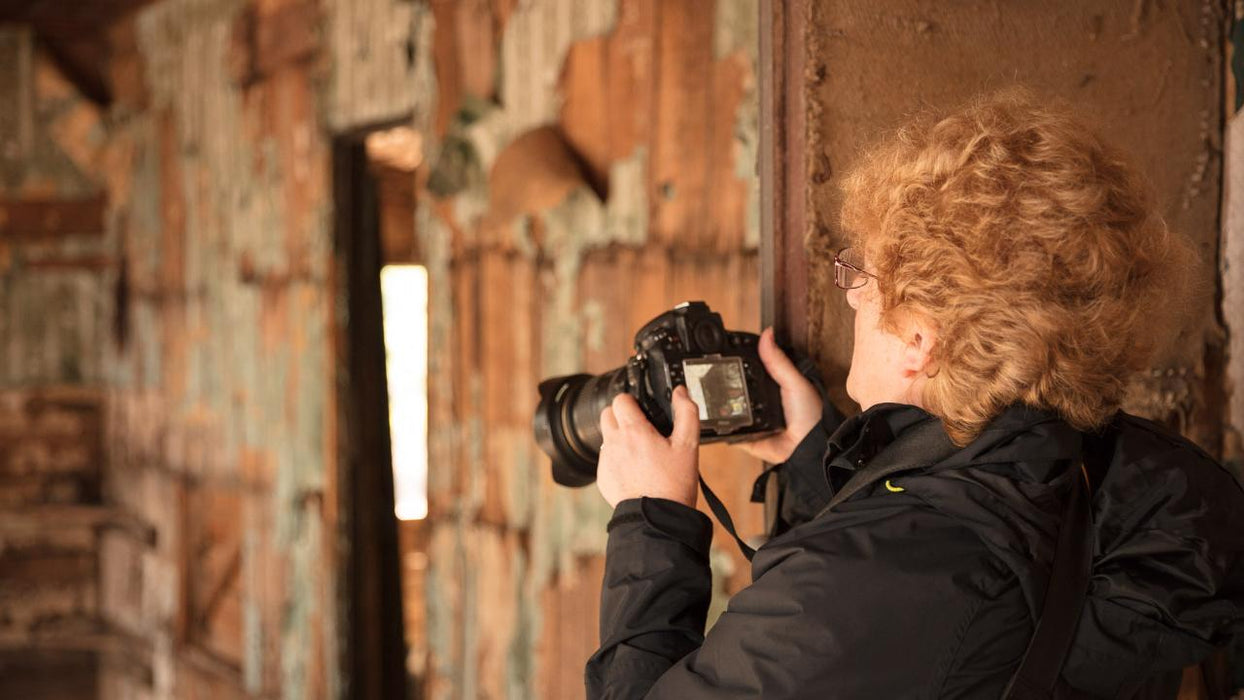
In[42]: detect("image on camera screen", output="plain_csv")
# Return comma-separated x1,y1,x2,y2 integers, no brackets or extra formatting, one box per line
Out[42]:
682,357,753,430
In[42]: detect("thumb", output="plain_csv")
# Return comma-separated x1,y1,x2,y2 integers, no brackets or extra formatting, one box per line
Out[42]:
670,385,701,448
758,327,806,390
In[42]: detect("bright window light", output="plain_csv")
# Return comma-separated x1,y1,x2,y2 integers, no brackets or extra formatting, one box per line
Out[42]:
381,265,429,520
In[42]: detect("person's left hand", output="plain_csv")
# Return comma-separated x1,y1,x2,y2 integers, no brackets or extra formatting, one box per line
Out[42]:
597,386,701,508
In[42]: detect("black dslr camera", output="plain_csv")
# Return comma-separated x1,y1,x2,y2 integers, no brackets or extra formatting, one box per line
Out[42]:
533,301,785,486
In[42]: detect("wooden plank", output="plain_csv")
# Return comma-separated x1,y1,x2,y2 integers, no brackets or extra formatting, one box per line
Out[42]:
578,249,651,372
558,0,656,195
0,505,154,544
0,388,104,507
429,0,464,137
535,554,605,700
185,484,244,666
480,250,518,526
0,196,105,238
650,0,715,249
626,247,676,346
254,0,321,79
705,50,751,254
454,0,499,102
325,0,417,132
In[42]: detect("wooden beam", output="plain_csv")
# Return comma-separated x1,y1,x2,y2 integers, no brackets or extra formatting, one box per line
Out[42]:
758,0,808,351
0,504,157,546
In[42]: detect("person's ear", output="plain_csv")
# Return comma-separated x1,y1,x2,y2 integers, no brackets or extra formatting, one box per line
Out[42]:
901,314,938,378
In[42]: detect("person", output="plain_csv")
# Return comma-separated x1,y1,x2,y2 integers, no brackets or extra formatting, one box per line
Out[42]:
585,89,1244,698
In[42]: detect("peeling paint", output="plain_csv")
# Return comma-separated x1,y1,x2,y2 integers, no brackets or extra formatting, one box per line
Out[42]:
714,0,763,252
507,543,535,698
466,0,619,173
736,78,761,251
418,0,764,695
581,299,607,353
714,0,758,61
325,0,419,132
95,0,338,694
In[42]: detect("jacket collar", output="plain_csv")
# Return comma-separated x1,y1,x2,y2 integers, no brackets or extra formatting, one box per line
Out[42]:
820,402,1083,509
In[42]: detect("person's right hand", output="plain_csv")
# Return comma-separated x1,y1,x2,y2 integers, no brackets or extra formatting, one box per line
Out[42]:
734,328,824,464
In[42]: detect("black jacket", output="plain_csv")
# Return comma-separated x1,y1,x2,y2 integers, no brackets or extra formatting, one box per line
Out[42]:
586,403,1244,699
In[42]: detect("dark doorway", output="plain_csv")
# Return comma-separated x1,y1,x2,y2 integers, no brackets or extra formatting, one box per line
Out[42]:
332,134,410,700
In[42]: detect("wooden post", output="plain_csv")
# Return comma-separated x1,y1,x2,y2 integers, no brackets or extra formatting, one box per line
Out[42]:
758,0,808,352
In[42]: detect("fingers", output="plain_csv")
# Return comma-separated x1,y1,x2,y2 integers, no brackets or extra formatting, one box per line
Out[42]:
669,385,701,449
599,404,619,437
611,393,658,435
758,327,807,390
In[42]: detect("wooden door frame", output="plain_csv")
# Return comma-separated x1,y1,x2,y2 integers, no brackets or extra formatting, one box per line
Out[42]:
331,132,409,700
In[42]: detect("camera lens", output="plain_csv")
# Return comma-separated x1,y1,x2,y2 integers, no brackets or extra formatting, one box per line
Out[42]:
533,368,629,486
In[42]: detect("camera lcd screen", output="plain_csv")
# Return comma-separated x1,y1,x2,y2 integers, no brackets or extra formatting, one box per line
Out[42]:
682,357,753,432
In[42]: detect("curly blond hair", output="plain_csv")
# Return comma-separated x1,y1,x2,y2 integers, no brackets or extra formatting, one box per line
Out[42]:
838,88,1195,446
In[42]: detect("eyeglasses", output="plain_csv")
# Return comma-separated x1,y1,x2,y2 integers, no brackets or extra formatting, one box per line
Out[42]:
833,247,877,290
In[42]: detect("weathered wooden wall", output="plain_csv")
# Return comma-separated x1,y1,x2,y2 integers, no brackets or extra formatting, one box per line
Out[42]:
0,25,125,700
18,0,1239,697
2,0,763,698
99,0,340,696
415,1,763,697
797,0,1230,458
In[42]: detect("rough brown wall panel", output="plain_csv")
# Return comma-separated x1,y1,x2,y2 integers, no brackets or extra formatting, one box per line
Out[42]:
802,0,1226,444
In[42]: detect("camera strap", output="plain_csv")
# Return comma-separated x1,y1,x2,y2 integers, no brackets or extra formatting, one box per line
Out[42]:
1002,457,1093,699
699,475,756,561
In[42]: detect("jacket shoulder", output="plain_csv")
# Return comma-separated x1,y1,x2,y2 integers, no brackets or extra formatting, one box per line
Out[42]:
1109,411,1217,462
1066,412,1244,695
1096,410,1243,537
